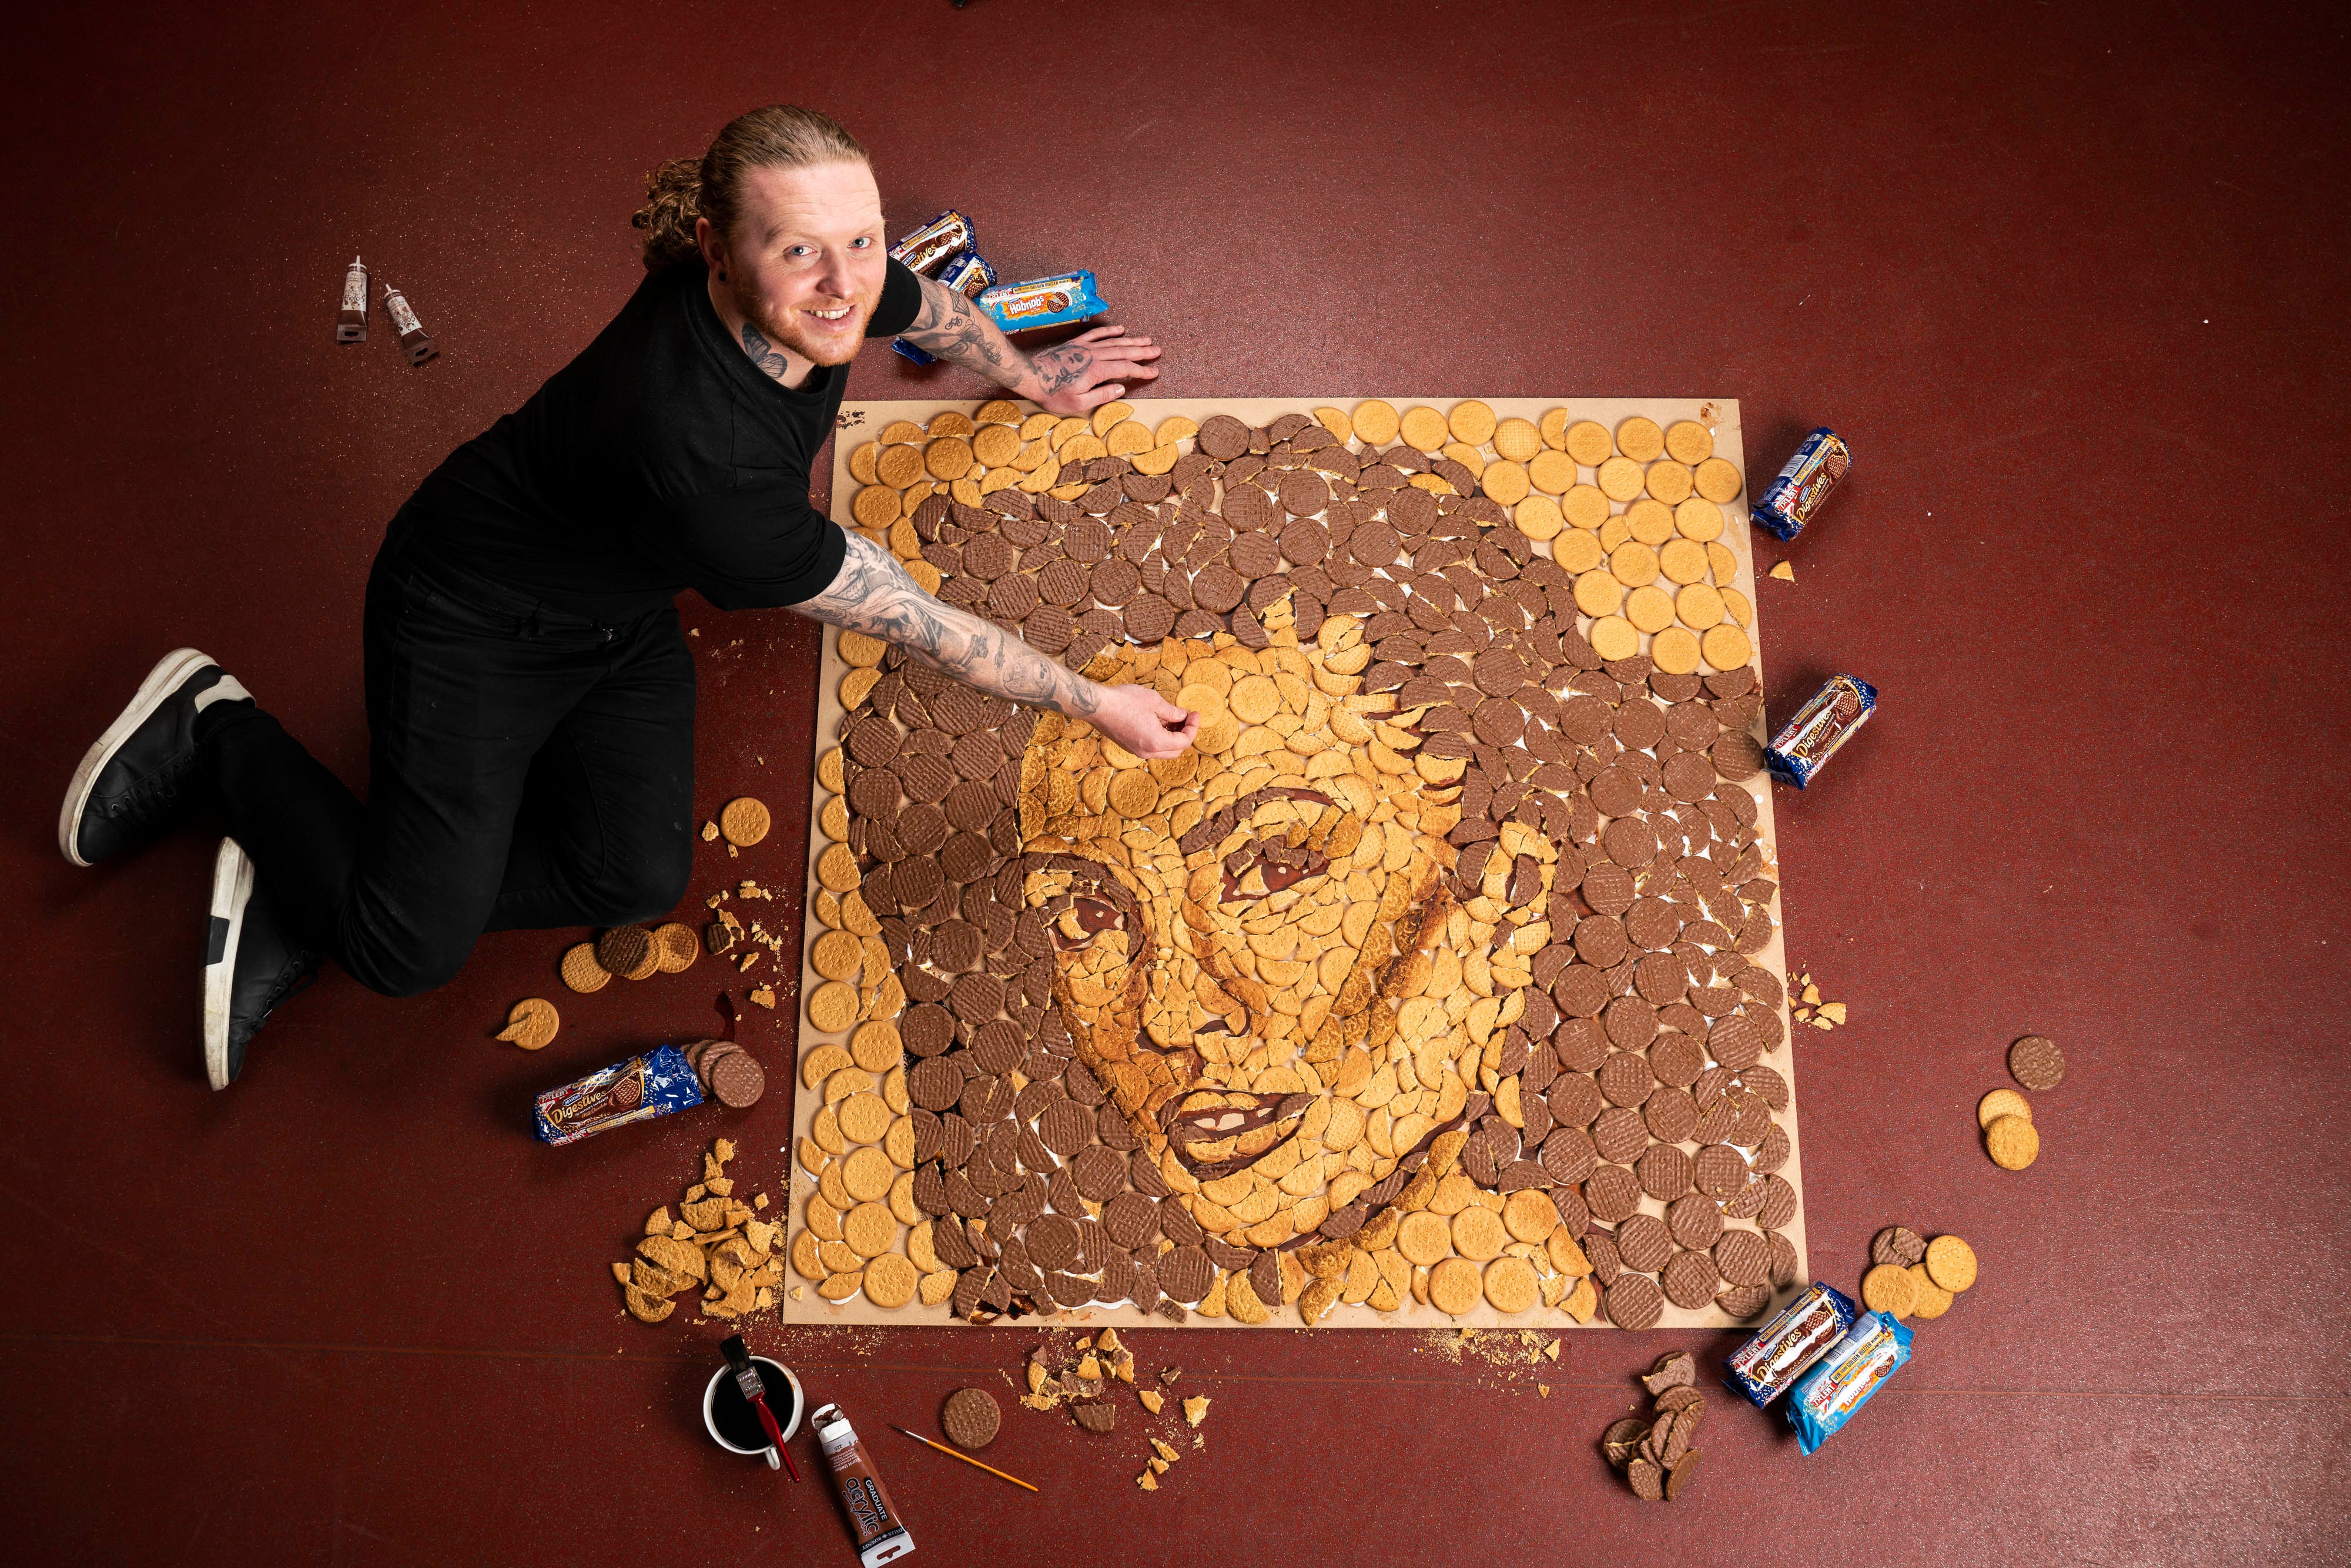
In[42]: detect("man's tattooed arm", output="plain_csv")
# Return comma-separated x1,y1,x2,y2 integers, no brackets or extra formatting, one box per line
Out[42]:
796,530,1104,718
897,273,1163,413
898,273,1022,382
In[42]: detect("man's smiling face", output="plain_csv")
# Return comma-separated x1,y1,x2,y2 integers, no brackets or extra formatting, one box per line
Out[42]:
1019,621,1556,1250
704,159,887,372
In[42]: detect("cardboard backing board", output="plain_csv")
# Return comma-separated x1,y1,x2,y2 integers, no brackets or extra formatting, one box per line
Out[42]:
784,396,1805,1330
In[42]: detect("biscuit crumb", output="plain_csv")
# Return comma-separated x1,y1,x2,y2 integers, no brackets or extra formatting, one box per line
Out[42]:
750,986,776,1009
1183,1396,1210,1426
1769,561,1795,581
1793,970,1847,1028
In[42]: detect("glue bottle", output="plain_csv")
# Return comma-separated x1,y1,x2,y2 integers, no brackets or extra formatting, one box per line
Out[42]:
811,1403,914,1564
381,282,438,366
336,257,369,343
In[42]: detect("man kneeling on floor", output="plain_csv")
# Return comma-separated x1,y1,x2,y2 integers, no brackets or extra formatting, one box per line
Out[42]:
59,104,1195,1090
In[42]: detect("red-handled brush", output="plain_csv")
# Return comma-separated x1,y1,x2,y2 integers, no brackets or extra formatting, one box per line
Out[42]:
722,1335,800,1481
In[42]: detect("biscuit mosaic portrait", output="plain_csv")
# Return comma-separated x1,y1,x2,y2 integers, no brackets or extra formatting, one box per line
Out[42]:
790,399,1803,1328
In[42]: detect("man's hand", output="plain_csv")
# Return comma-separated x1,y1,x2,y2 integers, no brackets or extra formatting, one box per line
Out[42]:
1022,324,1162,416
1086,682,1197,760
899,277,1162,417
796,533,1198,756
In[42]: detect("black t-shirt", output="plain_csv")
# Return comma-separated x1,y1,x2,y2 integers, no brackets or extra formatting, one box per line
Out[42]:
401,256,923,617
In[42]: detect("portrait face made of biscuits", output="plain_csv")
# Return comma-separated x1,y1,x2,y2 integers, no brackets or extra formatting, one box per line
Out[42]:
1017,619,1559,1255
813,401,1809,1330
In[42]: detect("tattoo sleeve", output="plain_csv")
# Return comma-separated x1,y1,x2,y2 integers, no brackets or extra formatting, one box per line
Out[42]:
795,530,1104,718
899,274,1028,387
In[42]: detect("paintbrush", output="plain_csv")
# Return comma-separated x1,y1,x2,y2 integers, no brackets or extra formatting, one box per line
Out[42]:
890,1425,1039,1492
721,1335,801,1482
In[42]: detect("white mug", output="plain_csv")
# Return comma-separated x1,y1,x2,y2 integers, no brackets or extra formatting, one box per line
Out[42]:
702,1357,803,1469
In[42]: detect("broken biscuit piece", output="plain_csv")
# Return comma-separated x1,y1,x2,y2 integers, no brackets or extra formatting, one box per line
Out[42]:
612,1141,773,1328
493,997,559,1050
1643,1351,1697,1393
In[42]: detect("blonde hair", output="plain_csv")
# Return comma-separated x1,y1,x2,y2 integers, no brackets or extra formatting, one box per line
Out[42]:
630,105,869,272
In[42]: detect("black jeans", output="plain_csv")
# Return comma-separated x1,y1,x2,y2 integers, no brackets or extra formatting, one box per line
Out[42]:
203,512,697,996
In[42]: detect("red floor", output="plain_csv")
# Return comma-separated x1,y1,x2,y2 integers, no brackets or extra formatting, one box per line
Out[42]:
6,2,2347,1563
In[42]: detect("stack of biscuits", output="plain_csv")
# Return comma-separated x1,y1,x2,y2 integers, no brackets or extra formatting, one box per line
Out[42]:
1603,1351,1707,1500
684,1038,768,1110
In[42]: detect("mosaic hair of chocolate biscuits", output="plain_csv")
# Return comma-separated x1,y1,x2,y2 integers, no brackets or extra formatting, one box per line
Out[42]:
809,401,1796,1326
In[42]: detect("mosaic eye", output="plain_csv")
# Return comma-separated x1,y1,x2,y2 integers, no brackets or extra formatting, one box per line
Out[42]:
1051,896,1125,950
1218,831,1332,904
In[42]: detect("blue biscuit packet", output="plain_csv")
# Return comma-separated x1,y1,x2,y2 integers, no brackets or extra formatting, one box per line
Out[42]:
1751,427,1850,541
1764,674,1876,789
980,271,1105,334
533,1044,702,1145
885,209,974,274
1787,1310,1913,1453
935,249,997,296
1723,1281,1858,1407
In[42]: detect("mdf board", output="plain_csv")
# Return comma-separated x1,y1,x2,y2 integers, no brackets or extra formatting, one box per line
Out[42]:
784,397,1806,1330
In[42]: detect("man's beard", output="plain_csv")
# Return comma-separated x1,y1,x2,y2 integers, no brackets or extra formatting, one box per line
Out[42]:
743,284,879,370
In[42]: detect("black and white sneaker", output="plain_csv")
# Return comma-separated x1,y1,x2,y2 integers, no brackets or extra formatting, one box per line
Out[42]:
59,648,252,867
203,838,316,1090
